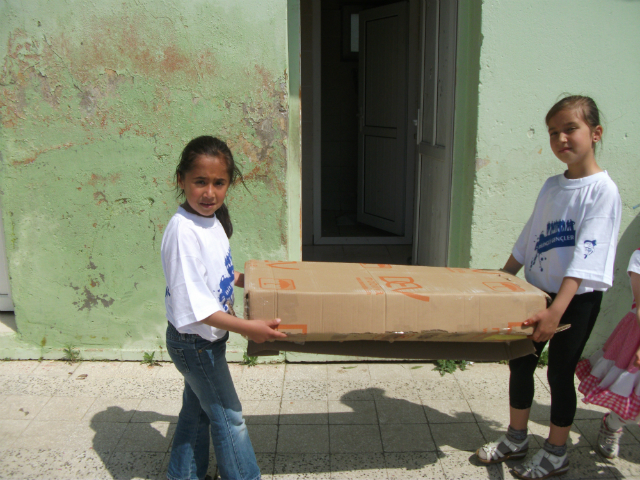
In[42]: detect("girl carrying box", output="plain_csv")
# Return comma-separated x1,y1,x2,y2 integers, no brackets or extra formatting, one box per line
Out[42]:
162,136,286,480
475,95,622,479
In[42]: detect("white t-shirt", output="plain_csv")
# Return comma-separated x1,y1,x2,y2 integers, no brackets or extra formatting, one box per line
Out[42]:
512,171,621,294
161,206,235,341
629,249,640,311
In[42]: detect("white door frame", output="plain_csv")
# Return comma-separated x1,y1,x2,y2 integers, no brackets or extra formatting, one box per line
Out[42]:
311,0,418,245
0,205,14,311
412,0,458,266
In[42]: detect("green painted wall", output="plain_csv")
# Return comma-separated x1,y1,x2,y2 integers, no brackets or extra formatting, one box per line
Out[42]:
0,0,298,360
470,0,640,354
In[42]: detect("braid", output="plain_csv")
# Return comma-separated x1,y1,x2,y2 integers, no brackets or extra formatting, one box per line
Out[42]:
216,203,233,238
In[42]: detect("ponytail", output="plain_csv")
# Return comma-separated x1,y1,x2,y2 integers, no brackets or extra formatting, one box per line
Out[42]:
216,203,233,238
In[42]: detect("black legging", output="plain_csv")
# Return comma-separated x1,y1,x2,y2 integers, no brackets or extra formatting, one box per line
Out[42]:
509,290,603,428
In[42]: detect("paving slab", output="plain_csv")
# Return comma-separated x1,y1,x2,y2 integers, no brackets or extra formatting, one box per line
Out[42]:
244,400,281,424
280,400,329,424
380,423,435,453
327,379,373,401
328,399,377,425
329,424,382,453
0,419,32,449
236,378,285,401
83,398,142,423
384,452,444,479
376,397,427,424
273,453,331,479
114,421,175,452
247,424,279,453
285,364,328,381
0,394,49,420
327,364,370,381
34,395,95,421
330,452,387,479
282,380,329,401
423,399,475,424
437,449,502,479
429,422,486,452
278,425,330,454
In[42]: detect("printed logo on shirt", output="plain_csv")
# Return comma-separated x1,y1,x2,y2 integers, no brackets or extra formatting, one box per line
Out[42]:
583,240,596,259
529,219,576,272
217,249,235,313
165,286,171,298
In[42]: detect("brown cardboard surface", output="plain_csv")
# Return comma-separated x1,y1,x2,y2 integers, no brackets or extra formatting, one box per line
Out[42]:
244,261,550,346
247,338,536,361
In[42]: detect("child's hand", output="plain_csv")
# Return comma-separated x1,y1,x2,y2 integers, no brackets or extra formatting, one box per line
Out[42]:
523,276,580,343
635,346,640,369
523,307,563,343
245,318,288,344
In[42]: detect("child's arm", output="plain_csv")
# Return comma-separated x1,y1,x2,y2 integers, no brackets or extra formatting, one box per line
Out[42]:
201,310,287,344
630,271,640,367
523,276,582,343
501,255,523,276
228,270,281,342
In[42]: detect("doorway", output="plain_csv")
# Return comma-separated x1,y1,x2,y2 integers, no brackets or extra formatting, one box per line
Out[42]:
300,0,457,265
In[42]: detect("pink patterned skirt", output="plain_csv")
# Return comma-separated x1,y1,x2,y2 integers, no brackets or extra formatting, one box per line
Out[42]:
576,310,640,421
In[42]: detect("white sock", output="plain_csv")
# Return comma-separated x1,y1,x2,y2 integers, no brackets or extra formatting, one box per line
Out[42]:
606,412,627,431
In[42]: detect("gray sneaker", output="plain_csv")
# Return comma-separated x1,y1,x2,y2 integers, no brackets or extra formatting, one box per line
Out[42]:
597,414,623,459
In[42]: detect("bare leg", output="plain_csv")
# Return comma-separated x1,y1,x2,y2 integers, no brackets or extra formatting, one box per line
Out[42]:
548,423,571,447
510,406,530,430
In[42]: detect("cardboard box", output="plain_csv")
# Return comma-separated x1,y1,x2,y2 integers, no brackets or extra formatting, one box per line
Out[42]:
244,261,551,361
246,338,538,362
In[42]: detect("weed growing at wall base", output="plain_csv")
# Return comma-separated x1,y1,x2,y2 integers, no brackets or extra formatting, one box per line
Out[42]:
241,352,258,367
62,344,81,363
433,359,469,376
142,351,160,367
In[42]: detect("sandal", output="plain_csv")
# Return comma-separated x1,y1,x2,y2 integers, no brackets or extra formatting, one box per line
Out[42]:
476,435,529,464
512,448,569,479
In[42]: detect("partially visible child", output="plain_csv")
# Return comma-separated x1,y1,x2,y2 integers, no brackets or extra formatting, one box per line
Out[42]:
577,248,640,459
475,95,622,479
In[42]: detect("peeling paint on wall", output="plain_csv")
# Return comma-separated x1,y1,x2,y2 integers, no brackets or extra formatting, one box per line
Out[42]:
0,0,292,357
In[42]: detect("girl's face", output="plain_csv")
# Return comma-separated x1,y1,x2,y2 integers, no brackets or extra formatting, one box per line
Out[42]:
547,108,602,173
178,154,230,217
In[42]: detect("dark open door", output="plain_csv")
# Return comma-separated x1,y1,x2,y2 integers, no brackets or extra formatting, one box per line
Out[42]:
356,1,409,235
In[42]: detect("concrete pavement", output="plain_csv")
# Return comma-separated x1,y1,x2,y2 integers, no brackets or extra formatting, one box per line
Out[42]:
1,359,639,479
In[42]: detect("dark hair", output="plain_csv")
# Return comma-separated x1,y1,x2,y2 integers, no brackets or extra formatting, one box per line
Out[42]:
545,95,602,150
175,136,242,238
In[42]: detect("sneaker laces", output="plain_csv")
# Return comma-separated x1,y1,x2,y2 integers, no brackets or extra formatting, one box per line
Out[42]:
599,420,622,445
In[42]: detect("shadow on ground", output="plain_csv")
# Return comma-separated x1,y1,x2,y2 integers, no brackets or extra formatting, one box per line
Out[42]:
89,386,635,479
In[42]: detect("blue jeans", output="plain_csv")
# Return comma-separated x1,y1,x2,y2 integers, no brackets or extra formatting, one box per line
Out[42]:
166,322,260,480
